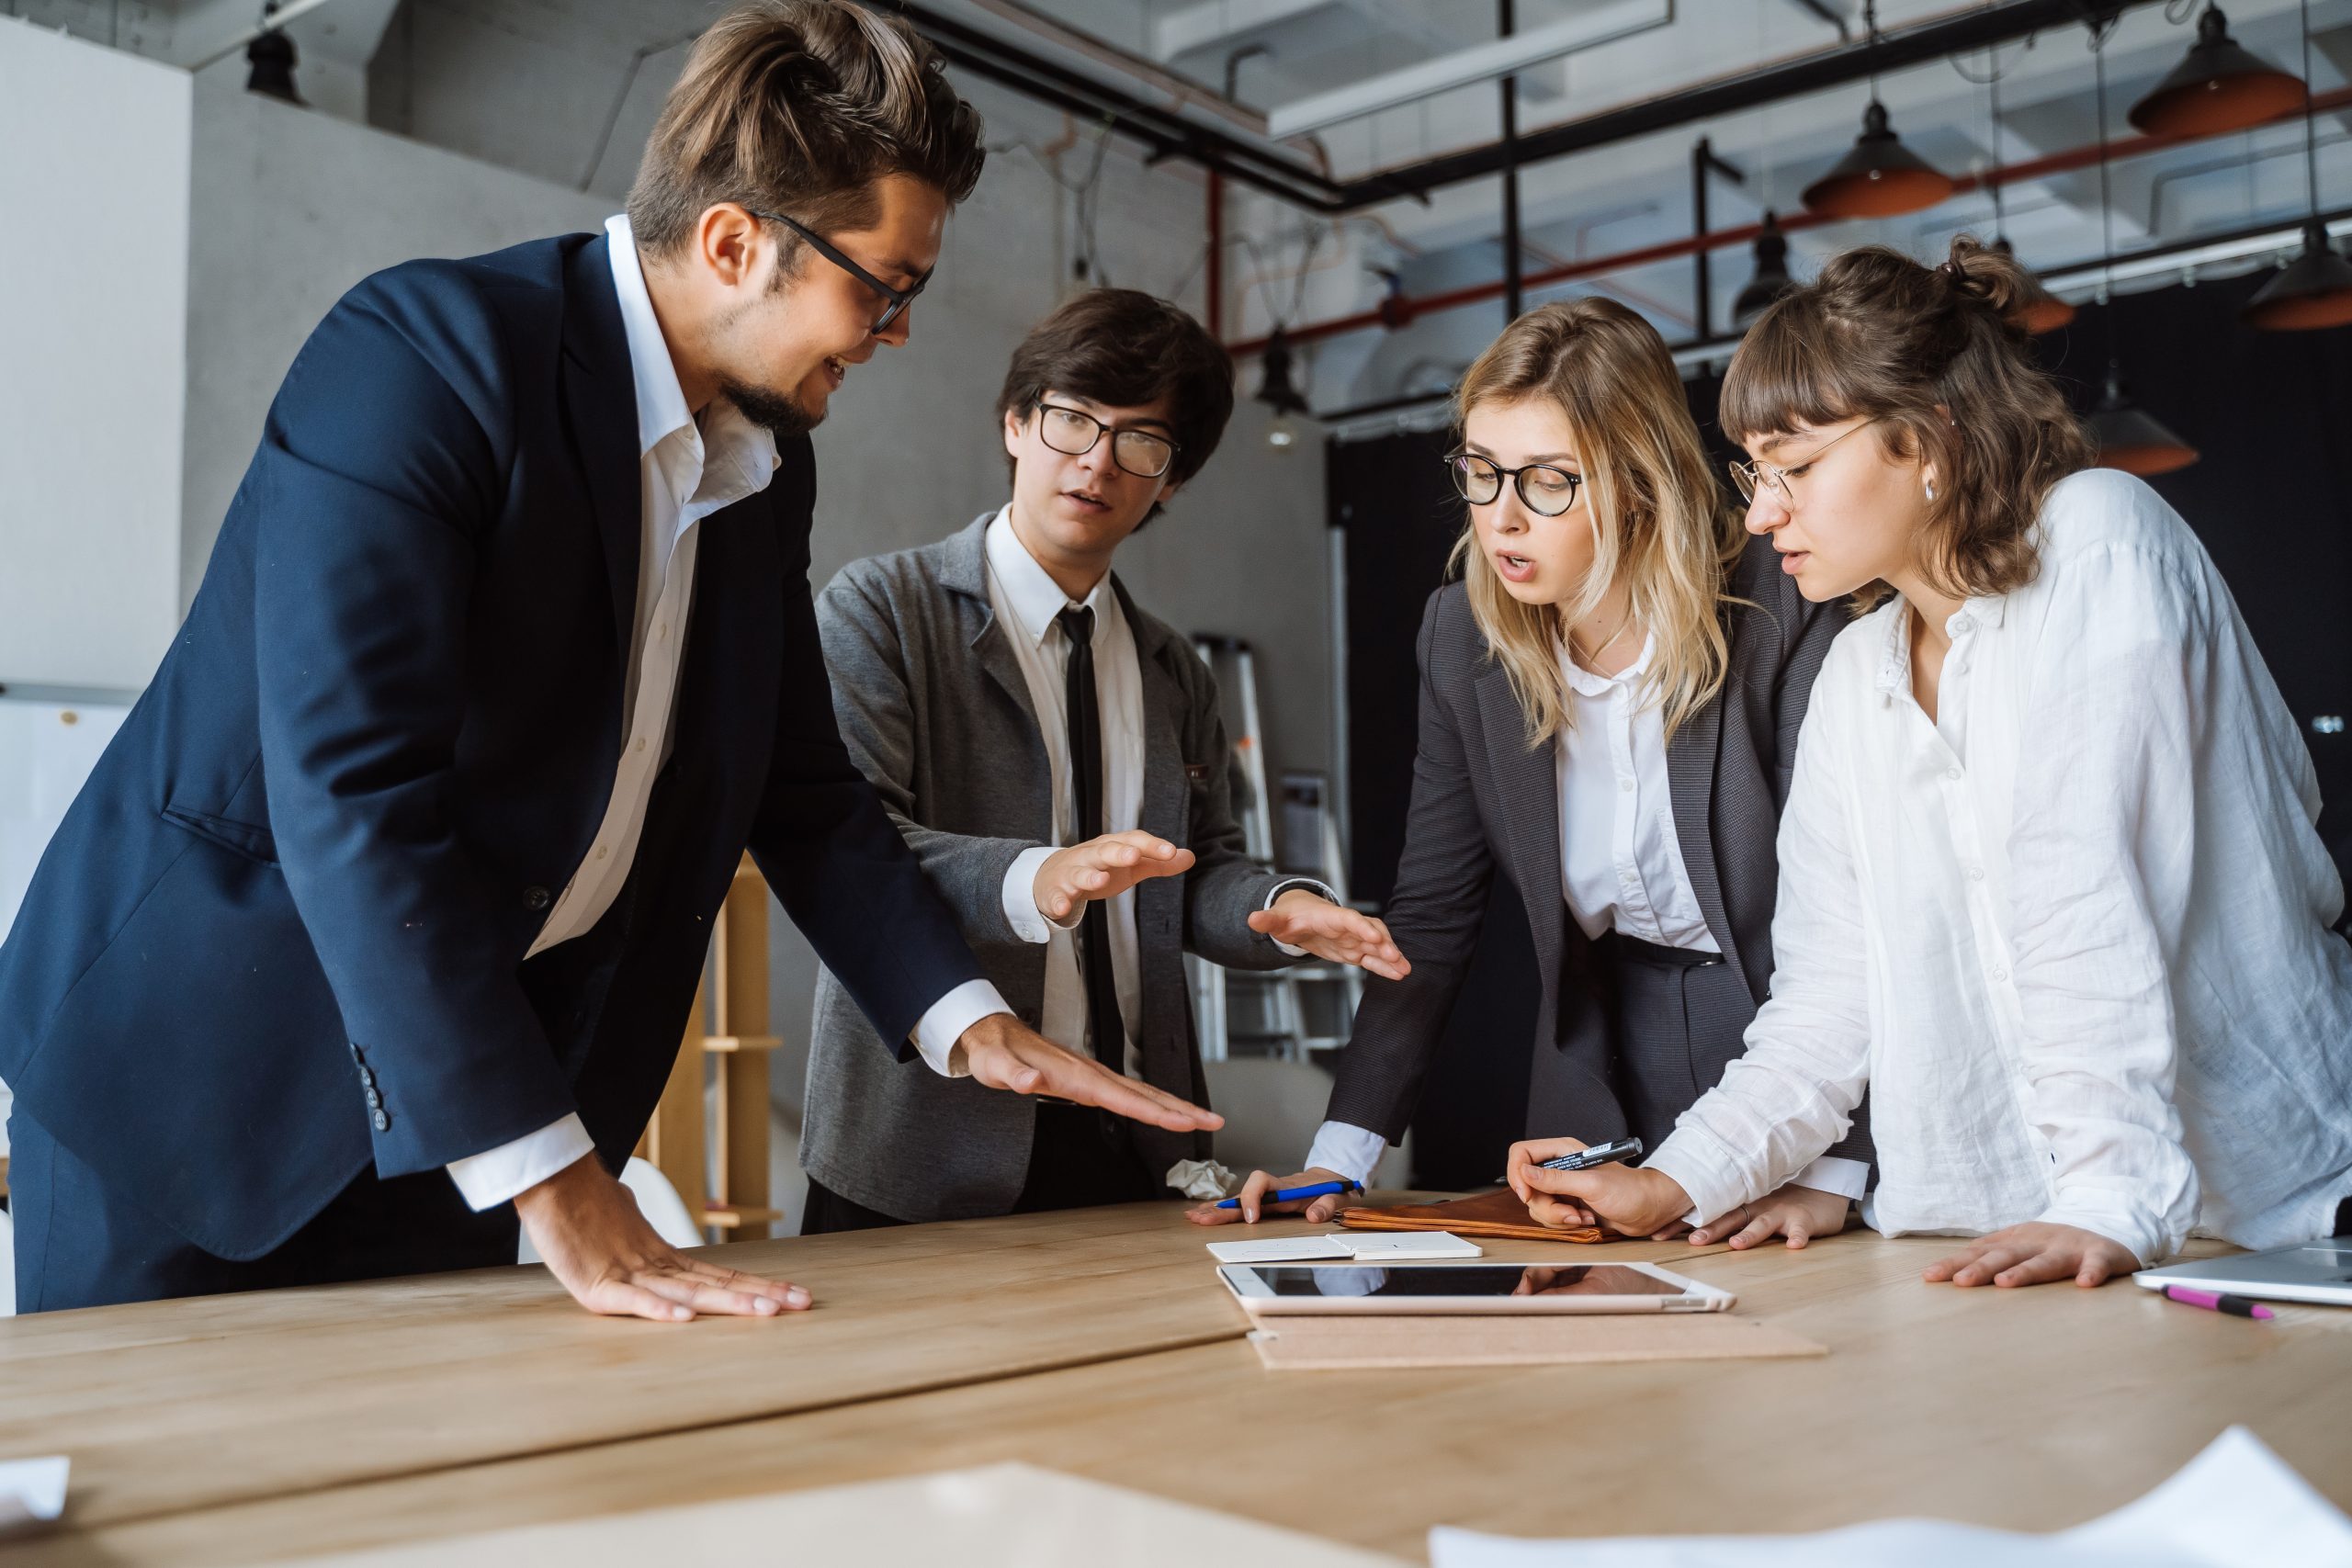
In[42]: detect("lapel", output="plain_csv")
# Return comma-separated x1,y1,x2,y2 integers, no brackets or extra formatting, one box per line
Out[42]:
1666,660,1743,981
1473,663,1565,965
560,233,641,661
937,514,1041,732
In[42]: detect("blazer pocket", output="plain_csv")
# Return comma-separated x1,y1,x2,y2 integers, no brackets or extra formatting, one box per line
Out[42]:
162,805,281,865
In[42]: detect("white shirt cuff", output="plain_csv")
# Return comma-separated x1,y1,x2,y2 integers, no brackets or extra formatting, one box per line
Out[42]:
911,978,1014,1077
2034,1195,2160,1269
1788,1154,1870,1203
1642,1128,1755,1231
1304,1119,1388,1189
1002,845,1070,942
1262,878,1340,958
446,1113,596,1213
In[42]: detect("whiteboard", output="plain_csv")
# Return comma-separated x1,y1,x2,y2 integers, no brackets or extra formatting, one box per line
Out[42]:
0,20,191,690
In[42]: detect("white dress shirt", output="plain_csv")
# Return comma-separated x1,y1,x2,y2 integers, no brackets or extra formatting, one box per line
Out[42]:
923,510,1329,1081
1646,469,2352,1265
446,217,1011,1211
1306,636,1865,1204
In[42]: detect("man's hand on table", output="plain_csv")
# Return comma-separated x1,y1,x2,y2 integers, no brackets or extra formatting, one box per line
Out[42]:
957,1012,1223,1134
1923,1222,2141,1289
515,1152,808,1323
1506,1137,1695,1236
1184,1166,1355,1225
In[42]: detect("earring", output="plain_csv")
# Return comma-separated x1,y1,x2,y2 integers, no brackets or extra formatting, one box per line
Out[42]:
1925,478,1937,502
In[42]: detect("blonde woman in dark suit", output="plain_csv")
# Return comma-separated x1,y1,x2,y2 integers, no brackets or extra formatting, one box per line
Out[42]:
1193,298,1871,1246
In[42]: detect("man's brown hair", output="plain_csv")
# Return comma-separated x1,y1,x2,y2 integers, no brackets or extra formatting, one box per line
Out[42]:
628,0,985,261
1722,234,2094,611
995,288,1236,519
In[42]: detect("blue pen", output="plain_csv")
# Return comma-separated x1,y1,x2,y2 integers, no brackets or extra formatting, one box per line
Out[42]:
1214,1179,1363,1210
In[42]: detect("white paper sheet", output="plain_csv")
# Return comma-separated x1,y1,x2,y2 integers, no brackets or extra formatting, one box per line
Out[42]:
1209,1231,1484,1264
1429,1427,2349,1568
0,1455,69,1539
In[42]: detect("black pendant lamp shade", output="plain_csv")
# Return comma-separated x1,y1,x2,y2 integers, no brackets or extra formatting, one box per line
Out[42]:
2128,6,2304,138
2089,369,2199,476
1258,326,1310,449
1732,211,1796,329
2241,220,2352,330
1803,100,1956,219
1991,237,2076,334
245,28,303,104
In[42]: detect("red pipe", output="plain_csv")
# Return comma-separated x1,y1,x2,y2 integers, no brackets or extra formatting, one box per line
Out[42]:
1227,85,2352,356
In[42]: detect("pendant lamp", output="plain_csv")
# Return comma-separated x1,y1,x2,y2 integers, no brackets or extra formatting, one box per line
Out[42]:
1732,211,1796,329
1803,2,1953,220
2129,5,2304,139
2086,33,2198,475
1257,326,1310,450
2240,0,2352,331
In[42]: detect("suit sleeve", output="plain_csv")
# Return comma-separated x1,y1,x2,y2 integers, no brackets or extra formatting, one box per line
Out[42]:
1322,590,1498,1143
812,562,1038,945
747,455,989,1059
252,279,578,1177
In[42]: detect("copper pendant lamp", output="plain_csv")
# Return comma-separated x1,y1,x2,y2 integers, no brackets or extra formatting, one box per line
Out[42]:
2088,369,2199,475
2086,28,2198,475
2240,0,2352,331
1732,211,1796,329
1985,73,2074,333
2129,5,2304,139
1802,1,1953,220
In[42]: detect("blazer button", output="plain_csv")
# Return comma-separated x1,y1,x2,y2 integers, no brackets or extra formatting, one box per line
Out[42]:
372,1111,391,1133
364,1089,381,1110
523,886,552,912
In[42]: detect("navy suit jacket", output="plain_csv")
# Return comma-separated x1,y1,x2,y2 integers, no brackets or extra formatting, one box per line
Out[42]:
0,233,984,1260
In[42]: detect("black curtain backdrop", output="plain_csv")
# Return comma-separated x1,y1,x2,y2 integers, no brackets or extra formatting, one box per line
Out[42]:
1333,275,2352,1189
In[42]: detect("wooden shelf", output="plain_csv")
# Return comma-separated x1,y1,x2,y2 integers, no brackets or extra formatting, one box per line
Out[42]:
701,1034,783,1054
701,1205,783,1230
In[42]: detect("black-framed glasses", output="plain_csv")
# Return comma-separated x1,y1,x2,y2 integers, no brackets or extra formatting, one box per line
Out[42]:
1728,417,1879,508
1444,451,1583,517
1035,401,1180,479
744,207,929,333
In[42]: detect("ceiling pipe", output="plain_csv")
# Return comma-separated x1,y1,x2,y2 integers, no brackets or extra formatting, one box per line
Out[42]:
1227,81,2352,356
893,0,2172,216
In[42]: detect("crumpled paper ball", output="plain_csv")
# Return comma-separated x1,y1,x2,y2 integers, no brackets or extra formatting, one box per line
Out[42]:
1164,1158,1241,1201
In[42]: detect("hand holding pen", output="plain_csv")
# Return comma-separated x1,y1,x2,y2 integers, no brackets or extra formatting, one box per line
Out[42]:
1184,1168,1363,1226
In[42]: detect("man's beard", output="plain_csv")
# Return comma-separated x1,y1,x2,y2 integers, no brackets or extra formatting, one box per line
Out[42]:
717,372,820,439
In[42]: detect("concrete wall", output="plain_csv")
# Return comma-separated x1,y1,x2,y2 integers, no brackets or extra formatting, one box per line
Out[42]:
0,20,189,692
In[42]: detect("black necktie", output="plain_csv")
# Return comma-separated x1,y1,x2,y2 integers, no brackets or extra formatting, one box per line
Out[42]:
1057,605,1125,1071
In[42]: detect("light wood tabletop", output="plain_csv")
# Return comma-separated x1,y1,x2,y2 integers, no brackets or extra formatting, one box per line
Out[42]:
9,1203,2349,1565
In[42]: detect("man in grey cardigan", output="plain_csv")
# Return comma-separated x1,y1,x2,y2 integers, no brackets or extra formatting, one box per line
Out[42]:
802,288,1408,1228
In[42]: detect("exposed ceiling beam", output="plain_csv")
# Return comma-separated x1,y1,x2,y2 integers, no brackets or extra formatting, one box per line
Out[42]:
1263,0,1674,139
1151,0,1334,62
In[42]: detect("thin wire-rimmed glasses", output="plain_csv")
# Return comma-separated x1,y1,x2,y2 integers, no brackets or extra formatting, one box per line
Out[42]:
1443,451,1584,516
1728,417,1880,507
1035,402,1180,479
743,207,929,333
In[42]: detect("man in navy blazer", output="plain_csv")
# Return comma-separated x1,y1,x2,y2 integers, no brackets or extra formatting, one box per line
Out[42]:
0,0,1216,1319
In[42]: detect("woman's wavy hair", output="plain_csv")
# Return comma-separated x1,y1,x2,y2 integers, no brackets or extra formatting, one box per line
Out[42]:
1449,298,1746,749
1721,234,2094,610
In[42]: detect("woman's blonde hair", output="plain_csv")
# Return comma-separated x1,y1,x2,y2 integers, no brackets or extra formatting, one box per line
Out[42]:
1721,234,2093,610
1450,298,1745,748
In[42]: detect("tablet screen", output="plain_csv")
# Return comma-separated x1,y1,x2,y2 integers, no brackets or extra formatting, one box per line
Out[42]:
1250,1263,1689,1300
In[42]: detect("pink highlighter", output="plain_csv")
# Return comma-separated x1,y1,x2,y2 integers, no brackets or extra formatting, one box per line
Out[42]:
2160,1284,2276,1320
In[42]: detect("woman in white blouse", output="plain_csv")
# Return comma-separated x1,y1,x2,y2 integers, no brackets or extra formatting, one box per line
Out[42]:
1514,237,2352,1288
1193,298,1872,1243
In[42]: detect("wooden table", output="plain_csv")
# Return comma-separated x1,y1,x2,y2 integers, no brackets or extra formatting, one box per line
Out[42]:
7,1201,2349,1564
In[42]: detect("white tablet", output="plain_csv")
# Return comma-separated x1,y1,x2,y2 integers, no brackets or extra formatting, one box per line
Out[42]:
1217,1259,1736,1315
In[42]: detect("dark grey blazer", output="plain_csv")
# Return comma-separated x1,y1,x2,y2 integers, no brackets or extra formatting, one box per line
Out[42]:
803,514,1301,1222
1327,534,1861,1155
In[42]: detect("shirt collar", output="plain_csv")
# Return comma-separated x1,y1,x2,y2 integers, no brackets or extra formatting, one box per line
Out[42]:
1557,628,1657,699
605,215,779,497
605,215,694,459
984,507,1114,648
1874,591,2009,698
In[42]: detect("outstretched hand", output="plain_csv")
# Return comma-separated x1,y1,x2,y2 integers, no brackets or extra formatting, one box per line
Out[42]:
957,1012,1223,1134
1247,890,1410,981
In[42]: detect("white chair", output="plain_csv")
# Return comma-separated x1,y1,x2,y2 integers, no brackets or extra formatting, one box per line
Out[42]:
1203,1056,1410,1188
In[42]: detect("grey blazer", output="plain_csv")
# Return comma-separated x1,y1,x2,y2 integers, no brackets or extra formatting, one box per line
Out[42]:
802,514,1301,1221
1327,534,1863,1155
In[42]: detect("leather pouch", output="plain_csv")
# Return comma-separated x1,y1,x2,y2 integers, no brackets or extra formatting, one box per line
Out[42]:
1339,1188,1611,1245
